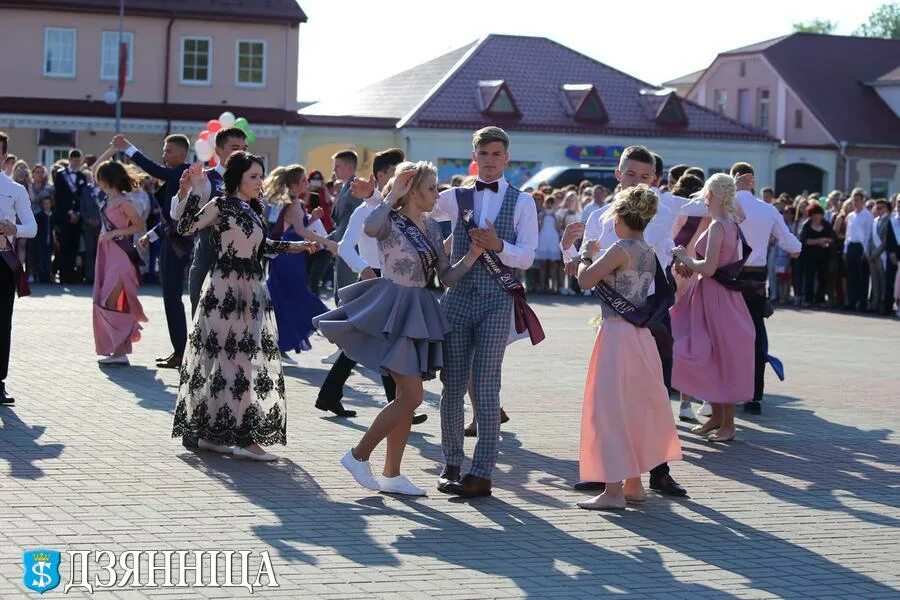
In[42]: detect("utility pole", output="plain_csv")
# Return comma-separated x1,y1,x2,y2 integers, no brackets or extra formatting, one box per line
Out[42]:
115,0,124,133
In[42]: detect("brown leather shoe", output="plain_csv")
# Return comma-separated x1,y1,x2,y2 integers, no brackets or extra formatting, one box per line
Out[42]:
437,465,461,492
156,354,183,369
441,473,491,498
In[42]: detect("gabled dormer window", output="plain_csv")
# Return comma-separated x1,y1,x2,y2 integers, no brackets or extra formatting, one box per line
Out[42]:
655,92,688,127
562,84,608,124
477,80,521,117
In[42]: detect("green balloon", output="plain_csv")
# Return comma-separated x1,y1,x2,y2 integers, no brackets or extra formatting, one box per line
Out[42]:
246,130,256,144
234,117,249,131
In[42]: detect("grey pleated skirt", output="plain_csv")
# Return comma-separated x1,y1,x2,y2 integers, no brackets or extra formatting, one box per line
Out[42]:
313,278,449,380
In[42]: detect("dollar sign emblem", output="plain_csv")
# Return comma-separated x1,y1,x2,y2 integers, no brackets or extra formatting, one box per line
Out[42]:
32,561,52,589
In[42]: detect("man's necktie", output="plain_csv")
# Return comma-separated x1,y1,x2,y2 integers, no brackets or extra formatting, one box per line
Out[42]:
475,180,499,193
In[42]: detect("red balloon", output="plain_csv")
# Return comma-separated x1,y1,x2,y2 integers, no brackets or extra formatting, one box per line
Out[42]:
208,155,218,167
468,161,478,176
207,119,222,133
198,130,210,140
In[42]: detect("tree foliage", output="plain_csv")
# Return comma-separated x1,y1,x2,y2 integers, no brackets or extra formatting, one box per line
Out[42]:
854,2,900,39
793,19,838,34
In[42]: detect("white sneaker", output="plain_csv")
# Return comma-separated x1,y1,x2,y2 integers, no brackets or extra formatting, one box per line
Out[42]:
698,401,712,417
321,349,341,365
378,474,426,496
280,352,297,365
98,355,129,366
198,439,233,454
678,404,697,422
340,449,379,491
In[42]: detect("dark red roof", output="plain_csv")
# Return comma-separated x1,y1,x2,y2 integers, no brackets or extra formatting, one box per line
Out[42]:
7,0,307,25
755,33,900,146
0,97,307,126
397,35,773,142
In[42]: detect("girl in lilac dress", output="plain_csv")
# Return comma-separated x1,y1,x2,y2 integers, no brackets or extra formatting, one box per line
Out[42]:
671,174,754,442
91,161,147,366
314,162,483,496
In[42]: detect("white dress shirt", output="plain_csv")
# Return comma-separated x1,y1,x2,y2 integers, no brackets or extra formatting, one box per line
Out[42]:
561,189,675,267
0,173,37,247
845,208,874,250
580,201,605,223
339,190,382,272
433,177,539,270
735,190,801,267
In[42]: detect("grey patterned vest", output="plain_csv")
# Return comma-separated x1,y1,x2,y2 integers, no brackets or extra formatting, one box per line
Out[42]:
446,183,519,308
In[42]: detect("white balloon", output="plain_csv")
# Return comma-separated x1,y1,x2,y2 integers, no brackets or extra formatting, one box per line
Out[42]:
194,138,214,161
218,111,236,128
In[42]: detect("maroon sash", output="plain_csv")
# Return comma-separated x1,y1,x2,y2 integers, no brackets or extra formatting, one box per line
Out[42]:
674,216,704,247
100,200,144,268
456,187,545,345
269,204,288,240
0,240,30,297
390,211,438,280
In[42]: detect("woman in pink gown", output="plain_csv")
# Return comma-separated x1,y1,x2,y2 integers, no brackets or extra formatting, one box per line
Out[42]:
92,161,147,366
671,173,754,442
576,185,682,511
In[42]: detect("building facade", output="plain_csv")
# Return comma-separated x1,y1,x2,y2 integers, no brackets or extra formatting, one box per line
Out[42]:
0,0,306,167
684,33,900,198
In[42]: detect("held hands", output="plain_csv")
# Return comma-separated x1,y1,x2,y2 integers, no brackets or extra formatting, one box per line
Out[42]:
361,267,378,280
0,219,16,236
672,245,688,261
188,161,206,191
561,221,585,248
350,175,377,200
584,239,600,257
564,260,578,276
111,134,130,151
468,219,503,253
466,239,486,261
137,234,151,249
674,262,694,278
325,240,338,256
99,230,119,242
311,206,324,221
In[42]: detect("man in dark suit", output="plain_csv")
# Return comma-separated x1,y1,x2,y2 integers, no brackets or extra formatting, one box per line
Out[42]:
186,127,247,315
115,134,191,369
327,150,361,303
53,148,87,283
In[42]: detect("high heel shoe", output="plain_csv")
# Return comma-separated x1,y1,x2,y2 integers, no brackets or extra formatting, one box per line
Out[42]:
707,431,735,443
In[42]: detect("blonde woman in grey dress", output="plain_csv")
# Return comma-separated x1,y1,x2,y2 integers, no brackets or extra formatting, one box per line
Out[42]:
314,162,484,496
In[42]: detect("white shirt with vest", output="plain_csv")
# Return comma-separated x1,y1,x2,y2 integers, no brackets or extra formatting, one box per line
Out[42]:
0,173,37,249
339,190,383,272
432,177,538,270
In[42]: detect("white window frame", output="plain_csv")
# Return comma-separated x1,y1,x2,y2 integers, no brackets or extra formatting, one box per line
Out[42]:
714,89,727,114
180,36,213,86
100,31,134,82
235,39,267,88
43,27,76,78
38,146,72,166
757,89,770,130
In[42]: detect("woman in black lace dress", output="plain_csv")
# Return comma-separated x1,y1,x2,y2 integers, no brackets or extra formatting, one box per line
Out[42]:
171,153,316,460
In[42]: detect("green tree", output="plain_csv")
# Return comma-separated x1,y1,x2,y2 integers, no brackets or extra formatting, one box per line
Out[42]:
854,2,900,38
793,19,838,33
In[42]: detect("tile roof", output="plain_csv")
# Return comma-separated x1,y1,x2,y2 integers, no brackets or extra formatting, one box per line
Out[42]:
874,65,900,84
399,34,773,142
9,0,307,24
720,35,790,56
758,33,900,146
299,42,478,121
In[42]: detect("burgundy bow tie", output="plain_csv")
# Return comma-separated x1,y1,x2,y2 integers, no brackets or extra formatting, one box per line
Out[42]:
475,180,499,193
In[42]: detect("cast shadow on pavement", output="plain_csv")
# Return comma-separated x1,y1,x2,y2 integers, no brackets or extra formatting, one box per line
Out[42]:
178,453,404,569
99,364,176,414
0,408,65,479
683,393,899,529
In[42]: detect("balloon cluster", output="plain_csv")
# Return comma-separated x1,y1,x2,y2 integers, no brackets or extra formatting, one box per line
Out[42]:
193,111,256,166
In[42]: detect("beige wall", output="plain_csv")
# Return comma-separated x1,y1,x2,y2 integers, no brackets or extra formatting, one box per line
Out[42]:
299,128,402,177
0,8,299,109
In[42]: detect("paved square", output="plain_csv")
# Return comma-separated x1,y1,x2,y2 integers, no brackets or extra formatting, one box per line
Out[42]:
2,285,899,598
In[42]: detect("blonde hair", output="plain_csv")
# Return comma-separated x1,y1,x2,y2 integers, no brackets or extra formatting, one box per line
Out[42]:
383,161,437,210
694,173,738,222
263,164,306,206
603,184,658,231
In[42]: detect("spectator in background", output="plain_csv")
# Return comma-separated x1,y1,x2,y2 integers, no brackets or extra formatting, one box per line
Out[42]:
535,193,562,293
868,199,892,313
890,194,900,317
11,160,32,275
33,195,55,283
799,203,835,307
761,187,775,204
28,164,54,282
557,191,581,296
844,188,873,312
53,149,88,284
526,191,545,291
80,168,102,284
774,207,795,304
581,185,609,222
